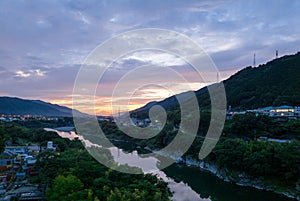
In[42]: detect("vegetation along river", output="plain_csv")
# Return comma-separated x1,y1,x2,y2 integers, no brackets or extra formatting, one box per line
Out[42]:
46,128,296,201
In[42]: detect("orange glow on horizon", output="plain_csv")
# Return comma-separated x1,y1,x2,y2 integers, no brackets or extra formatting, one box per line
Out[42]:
46,75,234,116
49,97,148,116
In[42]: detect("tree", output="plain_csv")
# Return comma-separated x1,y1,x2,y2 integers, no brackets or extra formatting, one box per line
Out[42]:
0,126,6,153
46,175,90,201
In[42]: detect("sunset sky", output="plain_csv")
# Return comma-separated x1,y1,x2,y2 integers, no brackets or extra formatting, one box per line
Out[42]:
1,0,300,115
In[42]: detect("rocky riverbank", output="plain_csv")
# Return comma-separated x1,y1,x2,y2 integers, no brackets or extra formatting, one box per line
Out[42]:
141,146,299,200
178,157,300,201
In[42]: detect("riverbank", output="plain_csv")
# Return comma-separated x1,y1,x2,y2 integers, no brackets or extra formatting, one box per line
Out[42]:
142,139,299,201
48,128,299,201
179,157,299,201
142,144,298,200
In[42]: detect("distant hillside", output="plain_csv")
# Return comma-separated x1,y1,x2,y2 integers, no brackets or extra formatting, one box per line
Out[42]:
132,52,300,115
0,97,77,116
224,52,300,109
131,87,208,116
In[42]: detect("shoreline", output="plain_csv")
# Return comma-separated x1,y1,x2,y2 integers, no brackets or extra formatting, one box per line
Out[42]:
134,145,300,200
179,157,299,201
48,129,299,201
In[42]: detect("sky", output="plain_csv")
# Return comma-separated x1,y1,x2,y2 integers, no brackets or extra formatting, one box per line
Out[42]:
0,0,300,115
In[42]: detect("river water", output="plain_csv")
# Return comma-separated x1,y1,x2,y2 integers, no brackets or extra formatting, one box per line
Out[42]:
45,128,296,201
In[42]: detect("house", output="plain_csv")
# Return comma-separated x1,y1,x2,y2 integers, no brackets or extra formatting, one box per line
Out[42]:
269,105,295,117
246,105,300,119
27,145,40,155
294,106,300,116
3,184,45,201
0,151,15,167
4,145,40,155
130,118,151,127
41,141,57,152
4,146,26,155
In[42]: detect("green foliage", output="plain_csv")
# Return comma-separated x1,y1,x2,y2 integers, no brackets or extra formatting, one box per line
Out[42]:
225,113,300,139
206,139,300,187
1,123,31,145
13,117,72,129
0,122,84,152
94,170,169,201
139,52,300,112
0,126,7,152
229,113,273,138
46,175,90,201
106,188,165,201
31,129,60,142
0,122,171,200
90,111,300,197
34,145,171,201
223,52,300,109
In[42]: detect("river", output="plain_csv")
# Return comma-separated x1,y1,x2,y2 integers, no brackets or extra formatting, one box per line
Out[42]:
45,128,296,201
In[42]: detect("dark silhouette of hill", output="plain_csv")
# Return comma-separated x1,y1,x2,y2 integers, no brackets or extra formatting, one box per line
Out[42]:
131,52,300,115
0,97,78,116
224,52,300,109
2,52,299,117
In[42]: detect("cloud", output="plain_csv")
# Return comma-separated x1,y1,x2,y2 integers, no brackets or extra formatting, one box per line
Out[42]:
1,0,299,72
74,11,91,25
1,0,300,114
15,69,46,78
15,71,31,78
116,51,186,67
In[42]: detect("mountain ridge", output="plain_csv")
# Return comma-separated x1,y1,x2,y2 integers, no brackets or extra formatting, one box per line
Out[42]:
0,96,77,117
131,51,300,115
1,52,300,117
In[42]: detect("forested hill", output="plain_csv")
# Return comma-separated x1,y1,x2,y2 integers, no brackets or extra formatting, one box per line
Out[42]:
224,52,300,109
132,52,300,115
0,97,77,116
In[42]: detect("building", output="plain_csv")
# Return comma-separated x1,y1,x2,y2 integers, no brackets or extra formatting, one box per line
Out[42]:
130,118,151,127
258,136,291,143
4,146,26,155
3,185,45,201
41,141,57,152
0,151,15,167
27,145,40,155
269,105,296,117
4,145,40,155
226,111,246,120
246,105,300,119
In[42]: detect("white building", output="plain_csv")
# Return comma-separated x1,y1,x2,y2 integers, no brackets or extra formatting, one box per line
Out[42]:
247,105,300,118
269,105,295,117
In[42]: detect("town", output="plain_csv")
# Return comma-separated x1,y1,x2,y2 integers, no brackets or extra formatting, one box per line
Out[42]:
0,115,59,123
227,105,300,120
0,141,57,200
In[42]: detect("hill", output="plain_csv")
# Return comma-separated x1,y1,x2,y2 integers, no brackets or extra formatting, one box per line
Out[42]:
0,97,77,116
131,87,208,116
224,52,300,109
131,52,300,115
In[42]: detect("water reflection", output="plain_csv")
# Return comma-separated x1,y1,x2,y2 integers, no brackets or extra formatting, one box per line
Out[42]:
45,128,207,201
45,128,295,201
